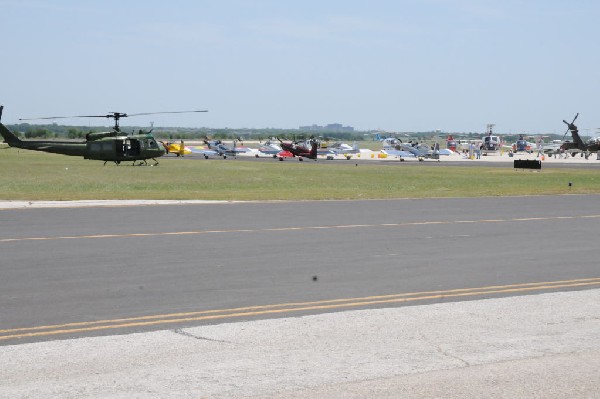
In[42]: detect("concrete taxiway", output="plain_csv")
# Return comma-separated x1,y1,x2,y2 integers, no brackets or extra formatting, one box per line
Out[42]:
1,195,600,397
1,290,599,398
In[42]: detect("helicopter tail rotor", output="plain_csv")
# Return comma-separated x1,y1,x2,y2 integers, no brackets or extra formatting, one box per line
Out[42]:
562,113,578,140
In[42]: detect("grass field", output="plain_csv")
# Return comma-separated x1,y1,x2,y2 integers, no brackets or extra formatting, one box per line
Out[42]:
1,148,599,201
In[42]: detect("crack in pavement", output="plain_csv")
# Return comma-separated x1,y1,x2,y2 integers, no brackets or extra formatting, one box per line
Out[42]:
172,328,236,344
419,332,470,367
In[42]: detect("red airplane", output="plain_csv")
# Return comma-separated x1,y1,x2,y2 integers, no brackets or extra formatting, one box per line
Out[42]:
446,135,457,152
277,138,318,161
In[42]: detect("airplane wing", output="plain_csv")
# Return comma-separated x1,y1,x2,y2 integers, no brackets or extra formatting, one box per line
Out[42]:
382,149,415,157
189,146,218,156
163,143,192,156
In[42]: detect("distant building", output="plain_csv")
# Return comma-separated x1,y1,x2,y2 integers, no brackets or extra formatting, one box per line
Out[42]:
299,123,354,132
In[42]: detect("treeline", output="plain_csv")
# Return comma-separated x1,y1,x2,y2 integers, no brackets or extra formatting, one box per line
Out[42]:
4,123,567,143
6,123,373,141
7,123,108,139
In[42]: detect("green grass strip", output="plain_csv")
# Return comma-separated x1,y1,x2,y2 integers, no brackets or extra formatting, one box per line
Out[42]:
1,149,598,201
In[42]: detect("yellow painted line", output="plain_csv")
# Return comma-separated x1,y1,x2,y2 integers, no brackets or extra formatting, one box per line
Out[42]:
1,277,599,341
1,214,600,243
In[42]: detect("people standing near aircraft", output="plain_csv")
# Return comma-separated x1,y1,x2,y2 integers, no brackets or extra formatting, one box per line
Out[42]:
469,142,475,159
536,139,544,157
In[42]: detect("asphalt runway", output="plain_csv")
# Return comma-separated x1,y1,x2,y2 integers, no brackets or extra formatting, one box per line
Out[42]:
1,195,599,345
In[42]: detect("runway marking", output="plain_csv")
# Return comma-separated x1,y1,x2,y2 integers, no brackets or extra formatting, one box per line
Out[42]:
1,214,600,243
1,277,599,342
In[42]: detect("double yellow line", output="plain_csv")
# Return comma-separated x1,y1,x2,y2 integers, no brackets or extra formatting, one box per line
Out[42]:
2,277,599,342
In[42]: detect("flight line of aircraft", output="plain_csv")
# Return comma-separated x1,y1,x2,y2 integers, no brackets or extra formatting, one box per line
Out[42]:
1,105,599,165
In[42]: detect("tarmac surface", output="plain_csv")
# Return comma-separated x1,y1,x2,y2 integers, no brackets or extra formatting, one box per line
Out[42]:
2,289,599,398
2,195,599,342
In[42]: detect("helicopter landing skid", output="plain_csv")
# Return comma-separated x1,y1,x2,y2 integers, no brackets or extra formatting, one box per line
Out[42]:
134,158,159,166
104,160,122,166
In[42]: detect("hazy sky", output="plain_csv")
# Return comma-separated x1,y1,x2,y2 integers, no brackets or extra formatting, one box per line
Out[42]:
2,0,599,134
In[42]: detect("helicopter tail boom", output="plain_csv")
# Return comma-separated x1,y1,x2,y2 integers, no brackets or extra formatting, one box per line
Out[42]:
0,121,23,147
0,106,22,147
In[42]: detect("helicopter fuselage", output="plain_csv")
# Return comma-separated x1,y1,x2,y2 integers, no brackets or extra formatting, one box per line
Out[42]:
0,123,165,163
84,134,165,162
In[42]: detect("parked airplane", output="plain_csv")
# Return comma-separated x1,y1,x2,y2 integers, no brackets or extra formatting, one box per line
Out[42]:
256,138,282,158
381,137,415,158
203,137,254,159
400,141,433,158
543,139,563,155
325,141,360,160
328,141,359,154
446,135,457,152
161,140,191,156
277,138,318,161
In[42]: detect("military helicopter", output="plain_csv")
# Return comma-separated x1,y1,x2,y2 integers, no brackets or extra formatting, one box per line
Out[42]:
559,113,600,158
0,106,207,165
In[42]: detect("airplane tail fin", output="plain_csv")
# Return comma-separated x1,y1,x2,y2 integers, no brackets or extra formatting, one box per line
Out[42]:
310,140,318,158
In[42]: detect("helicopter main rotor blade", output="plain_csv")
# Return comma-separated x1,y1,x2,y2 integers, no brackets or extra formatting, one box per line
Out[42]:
18,115,112,121
19,110,207,121
127,110,208,117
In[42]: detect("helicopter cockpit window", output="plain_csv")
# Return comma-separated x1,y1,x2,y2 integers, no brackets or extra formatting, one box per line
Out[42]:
147,139,159,149
89,141,113,152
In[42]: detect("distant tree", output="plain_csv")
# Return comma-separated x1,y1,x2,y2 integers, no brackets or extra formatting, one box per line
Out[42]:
25,128,50,138
67,128,79,139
